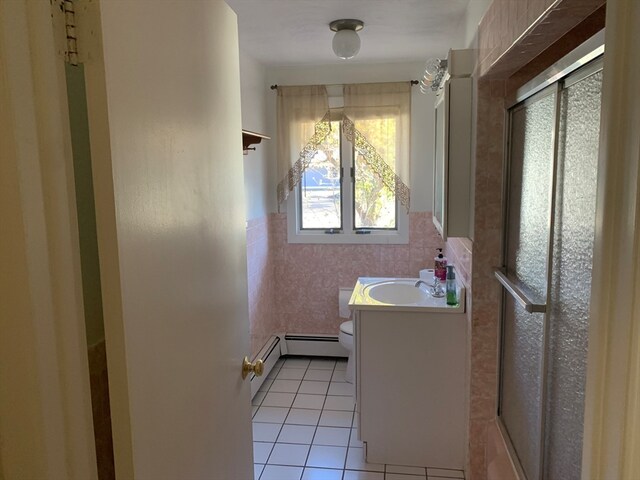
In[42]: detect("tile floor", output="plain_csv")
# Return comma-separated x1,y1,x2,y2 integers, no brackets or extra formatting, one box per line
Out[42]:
252,356,465,480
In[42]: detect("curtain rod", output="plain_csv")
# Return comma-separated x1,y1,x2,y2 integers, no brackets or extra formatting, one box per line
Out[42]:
270,80,419,90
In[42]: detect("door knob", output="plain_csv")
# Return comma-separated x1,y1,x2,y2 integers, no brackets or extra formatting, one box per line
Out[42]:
242,356,264,380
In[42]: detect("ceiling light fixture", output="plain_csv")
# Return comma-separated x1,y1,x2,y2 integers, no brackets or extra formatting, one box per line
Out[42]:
330,19,364,60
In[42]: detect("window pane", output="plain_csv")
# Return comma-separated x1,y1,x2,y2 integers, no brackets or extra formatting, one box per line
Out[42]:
300,122,341,229
354,118,396,229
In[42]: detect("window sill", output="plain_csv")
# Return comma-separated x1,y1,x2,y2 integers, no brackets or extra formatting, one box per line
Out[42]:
286,230,408,245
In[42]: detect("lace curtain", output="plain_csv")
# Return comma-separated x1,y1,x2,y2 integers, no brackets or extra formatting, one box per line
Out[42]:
276,85,329,205
344,82,411,211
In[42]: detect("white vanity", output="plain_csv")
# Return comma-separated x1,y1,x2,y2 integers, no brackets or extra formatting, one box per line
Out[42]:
349,278,468,469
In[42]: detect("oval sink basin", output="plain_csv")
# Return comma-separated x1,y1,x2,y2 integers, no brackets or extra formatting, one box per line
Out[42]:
364,280,427,304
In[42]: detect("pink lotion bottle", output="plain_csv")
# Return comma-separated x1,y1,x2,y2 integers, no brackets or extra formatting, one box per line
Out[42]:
434,248,448,282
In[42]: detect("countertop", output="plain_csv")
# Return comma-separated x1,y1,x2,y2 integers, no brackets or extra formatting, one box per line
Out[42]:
349,277,466,313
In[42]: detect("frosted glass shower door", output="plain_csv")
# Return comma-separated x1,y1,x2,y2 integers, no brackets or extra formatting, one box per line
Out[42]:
498,61,603,480
500,89,557,480
543,67,602,480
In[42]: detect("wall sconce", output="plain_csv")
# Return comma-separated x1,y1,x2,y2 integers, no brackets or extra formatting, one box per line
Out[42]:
330,19,364,60
420,58,448,93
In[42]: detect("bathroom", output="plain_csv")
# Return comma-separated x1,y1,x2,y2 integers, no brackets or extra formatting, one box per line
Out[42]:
2,1,638,480
234,0,610,479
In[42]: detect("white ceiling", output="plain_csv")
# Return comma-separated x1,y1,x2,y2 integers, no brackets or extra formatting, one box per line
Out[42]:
226,0,471,66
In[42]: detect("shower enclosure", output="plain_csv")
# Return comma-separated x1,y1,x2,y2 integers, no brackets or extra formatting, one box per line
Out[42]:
496,47,604,480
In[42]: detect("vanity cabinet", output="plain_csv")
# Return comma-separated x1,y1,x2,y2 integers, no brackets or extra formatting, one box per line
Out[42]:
353,308,467,469
433,49,473,240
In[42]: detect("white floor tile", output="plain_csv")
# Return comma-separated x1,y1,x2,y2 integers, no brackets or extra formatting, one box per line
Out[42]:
277,424,316,445
253,422,282,442
344,447,384,472
278,368,307,380
304,369,333,381
253,442,273,464
283,358,311,369
331,369,347,383
386,474,426,480
298,380,330,395
306,445,347,469
254,463,264,480
349,428,363,447
253,406,289,424
252,390,267,406
270,379,302,393
262,392,295,408
343,470,384,480
301,467,343,480
335,359,348,371
313,426,350,446
293,394,326,410
328,382,354,396
309,359,336,370
319,410,353,428
259,378,274,391
267,443,310,466
323,395,355,411
285,408,322,426
426,468,464,478
260,465,303,480
386,464,427,475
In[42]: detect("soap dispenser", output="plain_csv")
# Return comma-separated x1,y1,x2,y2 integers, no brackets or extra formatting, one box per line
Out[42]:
446,265,458,306
434,248,447,281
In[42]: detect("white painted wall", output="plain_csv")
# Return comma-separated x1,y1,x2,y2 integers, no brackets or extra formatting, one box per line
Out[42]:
239,54,275,219
464,0,493,49
265,61,437,213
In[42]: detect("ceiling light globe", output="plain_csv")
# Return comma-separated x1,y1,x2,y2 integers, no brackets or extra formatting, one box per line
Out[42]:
332,29,361,59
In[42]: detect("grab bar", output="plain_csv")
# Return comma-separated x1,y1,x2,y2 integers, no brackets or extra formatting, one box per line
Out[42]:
494,269,547,313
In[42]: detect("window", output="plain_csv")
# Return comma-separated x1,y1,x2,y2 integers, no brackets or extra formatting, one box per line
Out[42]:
288,117,408,244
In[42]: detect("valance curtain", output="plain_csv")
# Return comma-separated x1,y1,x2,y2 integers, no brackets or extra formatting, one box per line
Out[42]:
344,82,412,211
276,85,329,205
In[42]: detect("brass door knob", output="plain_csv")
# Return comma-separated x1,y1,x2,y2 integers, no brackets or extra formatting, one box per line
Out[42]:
242,356,264,380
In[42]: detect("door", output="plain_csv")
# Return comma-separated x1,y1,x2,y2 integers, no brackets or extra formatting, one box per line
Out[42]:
497,59,603,480
79,1,254,478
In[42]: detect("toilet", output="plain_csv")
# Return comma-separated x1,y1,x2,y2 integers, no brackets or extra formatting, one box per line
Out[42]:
338,287,355,384
338,319,354,383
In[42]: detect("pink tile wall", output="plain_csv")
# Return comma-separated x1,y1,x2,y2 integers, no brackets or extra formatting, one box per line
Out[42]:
478,0,605,78
271,211,444,335
445,238,472,289
246,212,445,356
467,78,505,480
246,216,279,357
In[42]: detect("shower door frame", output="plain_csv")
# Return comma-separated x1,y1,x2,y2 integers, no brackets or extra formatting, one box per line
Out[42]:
495,34,605,480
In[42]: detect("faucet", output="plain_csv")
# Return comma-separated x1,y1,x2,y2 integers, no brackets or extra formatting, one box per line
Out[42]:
416,278,445,297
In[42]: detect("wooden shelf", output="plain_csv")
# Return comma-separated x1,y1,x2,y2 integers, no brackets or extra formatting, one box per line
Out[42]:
242,129,270,155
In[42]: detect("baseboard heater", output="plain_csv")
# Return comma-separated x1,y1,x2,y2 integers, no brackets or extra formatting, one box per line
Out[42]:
250,335,281,398
250,333,349,399
283,334,348,358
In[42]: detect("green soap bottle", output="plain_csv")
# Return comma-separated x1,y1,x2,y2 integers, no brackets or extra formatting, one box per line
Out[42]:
446,265,458,306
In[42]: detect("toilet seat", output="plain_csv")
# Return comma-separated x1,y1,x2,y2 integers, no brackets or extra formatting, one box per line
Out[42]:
340,320,353,336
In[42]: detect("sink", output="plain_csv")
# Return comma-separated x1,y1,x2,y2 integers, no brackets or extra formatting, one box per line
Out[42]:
349,277,465,312
363,280,427,304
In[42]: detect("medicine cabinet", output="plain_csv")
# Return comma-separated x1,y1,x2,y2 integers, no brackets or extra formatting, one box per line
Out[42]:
433,49,473,240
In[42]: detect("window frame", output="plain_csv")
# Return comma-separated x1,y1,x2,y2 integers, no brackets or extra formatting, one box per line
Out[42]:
286,119,409,245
